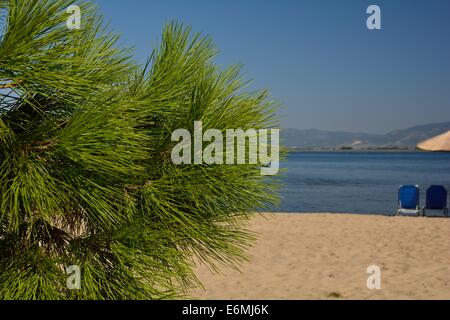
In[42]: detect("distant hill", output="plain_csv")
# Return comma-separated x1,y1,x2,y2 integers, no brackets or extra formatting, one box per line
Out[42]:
282,122,450,149
384,122,450,147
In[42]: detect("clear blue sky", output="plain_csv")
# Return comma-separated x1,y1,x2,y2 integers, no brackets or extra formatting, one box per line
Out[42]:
94,0,450,133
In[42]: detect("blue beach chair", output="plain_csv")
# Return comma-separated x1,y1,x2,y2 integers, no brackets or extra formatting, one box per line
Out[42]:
397,185,421,216
423,185,448,217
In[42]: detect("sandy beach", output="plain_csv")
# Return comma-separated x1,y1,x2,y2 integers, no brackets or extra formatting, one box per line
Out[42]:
190,213,450,300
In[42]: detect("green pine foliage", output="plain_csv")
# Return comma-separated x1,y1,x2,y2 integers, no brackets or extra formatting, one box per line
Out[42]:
0,0,279,299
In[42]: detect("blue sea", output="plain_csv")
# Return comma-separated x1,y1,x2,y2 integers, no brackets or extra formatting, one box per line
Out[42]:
275,152,450,215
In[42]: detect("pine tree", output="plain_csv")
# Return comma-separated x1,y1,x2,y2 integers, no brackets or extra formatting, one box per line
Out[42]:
0,0,279,299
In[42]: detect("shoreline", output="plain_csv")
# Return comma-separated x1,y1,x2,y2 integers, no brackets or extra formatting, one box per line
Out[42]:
190,213,450,300
285,149,420,153
268,211,392,216
267,211,448,217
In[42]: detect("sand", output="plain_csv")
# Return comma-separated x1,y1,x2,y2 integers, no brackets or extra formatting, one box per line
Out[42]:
189,213,450,300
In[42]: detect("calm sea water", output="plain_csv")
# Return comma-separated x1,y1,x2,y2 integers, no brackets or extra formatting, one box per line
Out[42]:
275,152,450,215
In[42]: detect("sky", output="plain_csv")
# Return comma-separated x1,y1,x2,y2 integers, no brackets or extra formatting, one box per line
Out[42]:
94,0,450,134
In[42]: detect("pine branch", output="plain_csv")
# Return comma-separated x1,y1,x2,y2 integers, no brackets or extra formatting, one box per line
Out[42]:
0,0,280,300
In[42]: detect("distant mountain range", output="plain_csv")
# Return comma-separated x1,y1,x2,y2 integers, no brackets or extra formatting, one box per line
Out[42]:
282,122,450,150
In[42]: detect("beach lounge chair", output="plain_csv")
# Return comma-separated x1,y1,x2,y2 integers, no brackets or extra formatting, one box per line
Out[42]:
423,185,448,217
397,185,421,216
